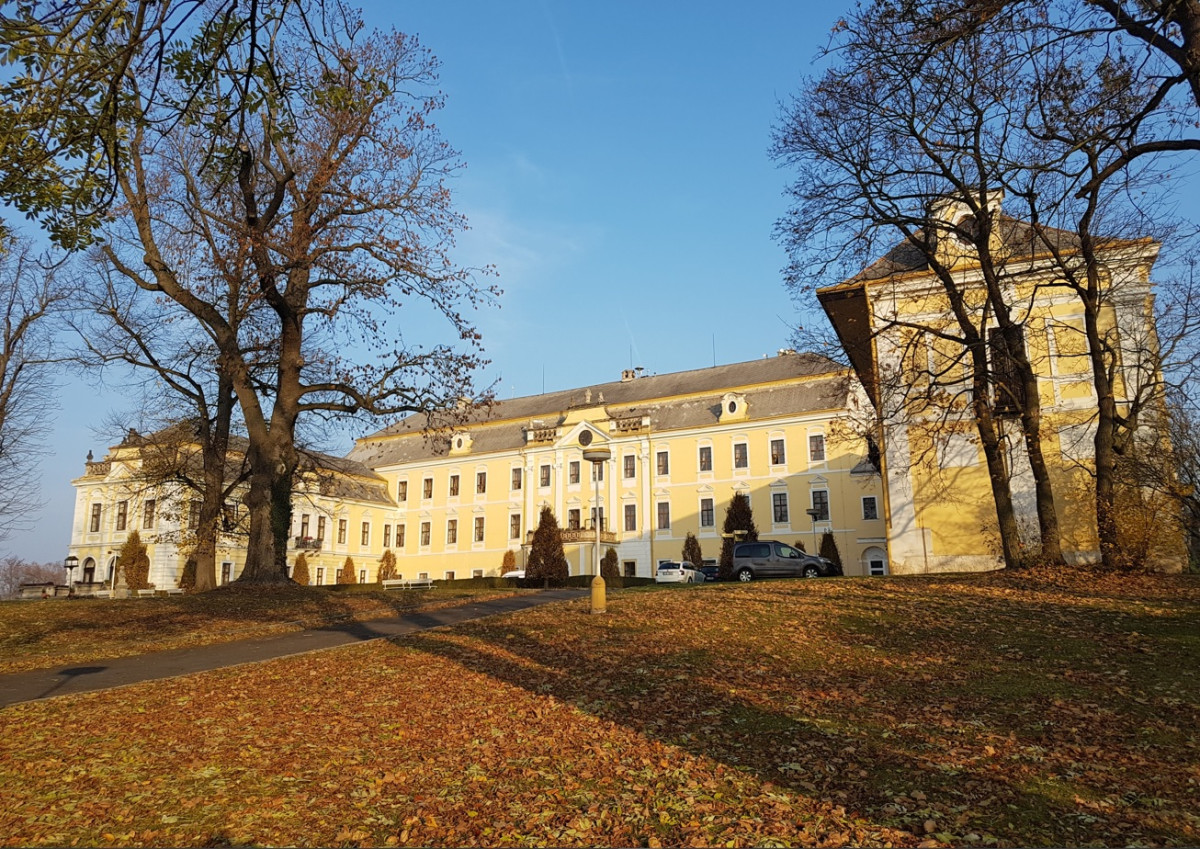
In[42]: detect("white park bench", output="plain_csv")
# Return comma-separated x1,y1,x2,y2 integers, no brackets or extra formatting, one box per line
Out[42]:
382,578,434,591
164,587,185,596
136,589,156,598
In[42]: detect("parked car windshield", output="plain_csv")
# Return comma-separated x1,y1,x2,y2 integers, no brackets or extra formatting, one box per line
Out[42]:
776,544,803,559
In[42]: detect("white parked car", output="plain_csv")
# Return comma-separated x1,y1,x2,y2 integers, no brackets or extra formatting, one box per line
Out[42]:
655,561,704,584
501,570,525,579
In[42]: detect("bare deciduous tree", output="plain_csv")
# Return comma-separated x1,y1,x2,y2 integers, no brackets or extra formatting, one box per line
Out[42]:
0,237,66,544
775,1,1199,568
0,556,62,597
101,19,495,583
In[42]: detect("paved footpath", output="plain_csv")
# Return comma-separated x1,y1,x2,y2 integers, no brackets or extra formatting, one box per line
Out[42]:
0,588,588,708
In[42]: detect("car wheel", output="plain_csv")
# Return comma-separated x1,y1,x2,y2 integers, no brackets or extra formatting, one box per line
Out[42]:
802,565,820,578
737,568,753,582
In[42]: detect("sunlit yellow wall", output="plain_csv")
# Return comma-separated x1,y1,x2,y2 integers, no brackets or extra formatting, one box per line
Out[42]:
873,254,1157,571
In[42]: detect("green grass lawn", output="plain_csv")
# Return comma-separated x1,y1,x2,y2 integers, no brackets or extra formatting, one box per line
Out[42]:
1,568,1197,847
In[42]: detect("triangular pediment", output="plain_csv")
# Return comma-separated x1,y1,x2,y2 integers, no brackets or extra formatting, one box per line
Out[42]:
560,421,612,456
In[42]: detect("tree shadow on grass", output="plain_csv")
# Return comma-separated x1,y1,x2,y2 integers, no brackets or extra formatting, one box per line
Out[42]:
395,588,1198,848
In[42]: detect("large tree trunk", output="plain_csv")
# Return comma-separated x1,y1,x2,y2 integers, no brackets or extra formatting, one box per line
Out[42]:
240,465,286,582
974,393,1024,568
237,434,294,583
980,243,1065,566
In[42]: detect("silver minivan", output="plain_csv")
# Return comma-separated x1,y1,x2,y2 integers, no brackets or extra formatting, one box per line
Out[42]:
730,540,840,581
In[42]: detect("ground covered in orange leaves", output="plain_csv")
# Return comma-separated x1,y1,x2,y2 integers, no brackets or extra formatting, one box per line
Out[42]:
1,567,1197,847
0,583,525,673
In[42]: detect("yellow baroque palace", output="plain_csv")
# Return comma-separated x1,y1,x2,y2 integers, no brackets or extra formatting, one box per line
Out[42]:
67,352,890,588
67,204,1184,587
819,199,1183,573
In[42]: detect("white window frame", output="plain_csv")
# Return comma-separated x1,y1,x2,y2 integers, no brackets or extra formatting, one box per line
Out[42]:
808,432,826,464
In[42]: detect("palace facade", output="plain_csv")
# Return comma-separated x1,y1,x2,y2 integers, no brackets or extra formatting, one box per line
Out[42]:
67,352,890,588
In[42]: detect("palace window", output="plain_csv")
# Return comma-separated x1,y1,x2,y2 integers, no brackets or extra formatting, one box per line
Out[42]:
700,498,715,527
772,492,789,523
698,446,712,472
770,438,786,466
811,490,830,522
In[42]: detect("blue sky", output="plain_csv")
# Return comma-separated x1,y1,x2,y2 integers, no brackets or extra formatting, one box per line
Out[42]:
9,2,850,563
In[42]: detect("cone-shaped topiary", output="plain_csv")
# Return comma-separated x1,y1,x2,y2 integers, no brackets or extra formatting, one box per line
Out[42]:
501,549,517,572
378,549,397,581
718,493,758,580
339,556,356,584
292,552,310,586
117,530,151,591
682,533,704,569
526,506,569,587
601,546,619,580
819,531,843,571
180,557,197,591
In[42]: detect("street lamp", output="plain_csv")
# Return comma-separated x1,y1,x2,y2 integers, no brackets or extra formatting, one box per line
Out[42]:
806,508,823,552
581,441,610,614
63,555,78,592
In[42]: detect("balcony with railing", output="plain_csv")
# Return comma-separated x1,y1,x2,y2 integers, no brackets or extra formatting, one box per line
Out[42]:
560,526,617,545
293,536,323,550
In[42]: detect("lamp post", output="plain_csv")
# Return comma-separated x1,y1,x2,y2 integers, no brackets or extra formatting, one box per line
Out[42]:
581,443,610,614
63,555,78,592
806,507,822,552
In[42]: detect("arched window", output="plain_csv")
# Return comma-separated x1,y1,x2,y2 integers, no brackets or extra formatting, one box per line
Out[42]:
862,546,889,576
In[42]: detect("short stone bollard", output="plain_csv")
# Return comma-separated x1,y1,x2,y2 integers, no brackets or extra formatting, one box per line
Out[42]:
590,574,606,614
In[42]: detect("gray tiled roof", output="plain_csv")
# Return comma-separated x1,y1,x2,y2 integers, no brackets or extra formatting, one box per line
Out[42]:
109,423,393,506
845,215,1097,285
349,353,850,469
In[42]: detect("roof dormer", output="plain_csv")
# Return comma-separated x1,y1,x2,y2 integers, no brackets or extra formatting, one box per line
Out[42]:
720,392,748,422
